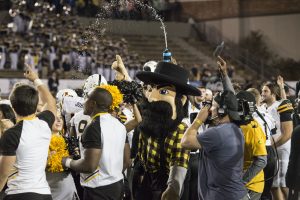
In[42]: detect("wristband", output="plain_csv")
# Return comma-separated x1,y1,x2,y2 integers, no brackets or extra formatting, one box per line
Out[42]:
65,158,72,168
194,119,203,126
33,79,43,87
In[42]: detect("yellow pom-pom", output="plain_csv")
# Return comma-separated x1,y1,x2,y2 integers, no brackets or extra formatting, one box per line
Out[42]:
96,85,123,110
47,135,69,173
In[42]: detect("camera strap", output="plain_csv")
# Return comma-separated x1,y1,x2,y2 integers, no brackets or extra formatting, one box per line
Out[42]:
255,109,271,140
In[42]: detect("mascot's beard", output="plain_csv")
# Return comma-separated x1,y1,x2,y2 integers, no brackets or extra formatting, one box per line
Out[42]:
139,98,183,138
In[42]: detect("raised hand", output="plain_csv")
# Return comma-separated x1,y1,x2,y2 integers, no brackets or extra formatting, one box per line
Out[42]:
217,56,227,76
277,75,284,88
111,55,132,81
196,105,210,123
277,75,287,99
24,63,39,82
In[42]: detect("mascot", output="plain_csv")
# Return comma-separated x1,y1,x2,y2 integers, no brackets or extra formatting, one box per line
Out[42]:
135,62,200,200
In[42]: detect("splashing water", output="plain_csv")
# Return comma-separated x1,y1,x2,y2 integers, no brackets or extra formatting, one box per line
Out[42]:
86,0,168,49
158,18,168,49
133,0,168,49
72,0,168,77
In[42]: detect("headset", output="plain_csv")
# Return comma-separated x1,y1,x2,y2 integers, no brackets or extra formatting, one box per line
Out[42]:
203,91,230,125
202,91,227,125
217,91,228,118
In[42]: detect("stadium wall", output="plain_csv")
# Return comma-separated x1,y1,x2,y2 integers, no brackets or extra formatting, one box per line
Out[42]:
180,0,300,20
197,13,300,60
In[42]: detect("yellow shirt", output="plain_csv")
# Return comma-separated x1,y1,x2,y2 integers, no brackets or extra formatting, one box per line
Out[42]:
240,120,267,193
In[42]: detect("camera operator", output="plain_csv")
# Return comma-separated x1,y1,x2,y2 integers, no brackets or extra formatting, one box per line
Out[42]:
236,91,268,200
247,87,277,200
181,90,247,200
181,56,247,200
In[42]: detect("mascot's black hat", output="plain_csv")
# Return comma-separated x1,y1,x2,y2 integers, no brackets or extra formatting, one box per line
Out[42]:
136,62,200,96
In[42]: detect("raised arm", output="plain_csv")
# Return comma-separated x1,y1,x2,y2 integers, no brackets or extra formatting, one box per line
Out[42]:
181,106,210,150
24,64,56,116
125,103,142,132
111,55,132,82
217,56,235,94
277,75,287,100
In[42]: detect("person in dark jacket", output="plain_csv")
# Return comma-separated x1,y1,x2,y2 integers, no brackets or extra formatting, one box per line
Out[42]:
286,125,300,200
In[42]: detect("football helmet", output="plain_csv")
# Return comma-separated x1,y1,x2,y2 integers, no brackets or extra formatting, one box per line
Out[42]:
56,89,78,104
83,74,107,98
142,61,157,72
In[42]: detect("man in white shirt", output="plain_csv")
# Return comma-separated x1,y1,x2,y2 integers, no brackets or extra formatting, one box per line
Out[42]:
261,82,293,200
0,65,56,200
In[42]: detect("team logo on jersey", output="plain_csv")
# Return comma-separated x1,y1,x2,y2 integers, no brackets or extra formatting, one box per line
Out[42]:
75,102,83,108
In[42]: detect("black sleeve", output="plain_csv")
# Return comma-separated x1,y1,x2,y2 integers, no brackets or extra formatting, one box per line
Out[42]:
37,110,55,129
277,100,293,122
0,123,22,156
280,111,293,122
81,120,102,149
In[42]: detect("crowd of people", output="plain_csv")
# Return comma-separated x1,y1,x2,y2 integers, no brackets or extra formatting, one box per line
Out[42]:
0,53,299,200
0,8,143,80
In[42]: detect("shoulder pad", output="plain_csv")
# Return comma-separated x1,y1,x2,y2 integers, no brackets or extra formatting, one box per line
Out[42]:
277,99,293,113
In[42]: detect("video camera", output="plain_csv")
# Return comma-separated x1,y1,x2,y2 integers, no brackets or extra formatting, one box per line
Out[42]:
237,98,255,125
202,100,212,107
190,98,256,126
189,101,212,124
203,99,255,126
